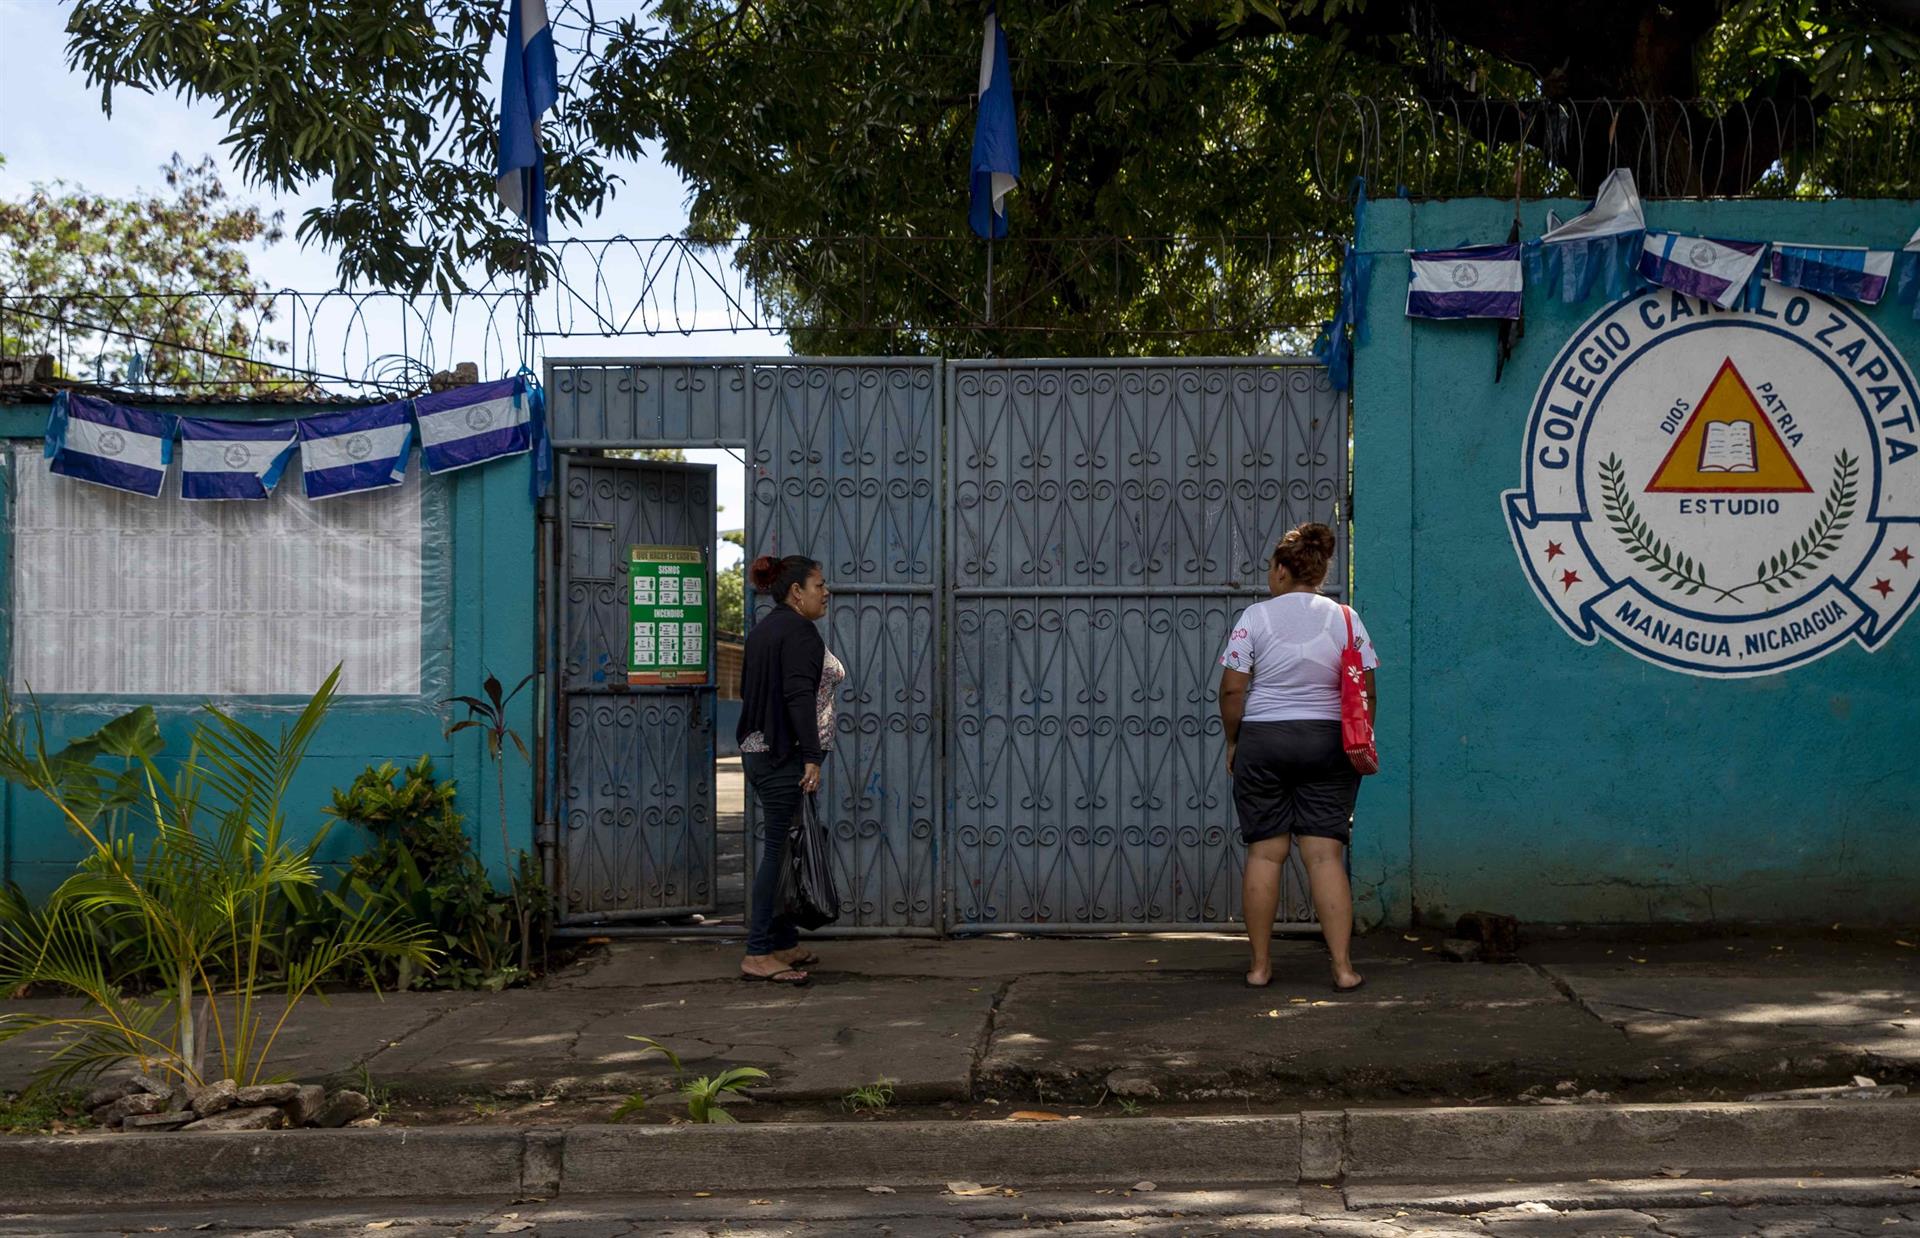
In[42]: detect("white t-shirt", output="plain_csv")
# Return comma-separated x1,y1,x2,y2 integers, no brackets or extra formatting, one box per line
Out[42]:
1218,594,1380,722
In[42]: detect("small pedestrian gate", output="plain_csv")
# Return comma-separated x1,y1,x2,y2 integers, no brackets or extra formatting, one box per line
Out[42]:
545,358,1346,932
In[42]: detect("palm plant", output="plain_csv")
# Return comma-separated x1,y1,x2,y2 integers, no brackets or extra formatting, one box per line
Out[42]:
444,672,535,973
0,669,436,1092
612,1036,767,1124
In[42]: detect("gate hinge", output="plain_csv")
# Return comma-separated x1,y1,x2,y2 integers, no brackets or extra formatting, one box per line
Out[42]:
535,819,559,848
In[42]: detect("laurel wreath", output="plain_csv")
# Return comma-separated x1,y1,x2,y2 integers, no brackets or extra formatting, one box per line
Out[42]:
1746,450,1856,596
1598,450,1858,604
1599,454,1720,599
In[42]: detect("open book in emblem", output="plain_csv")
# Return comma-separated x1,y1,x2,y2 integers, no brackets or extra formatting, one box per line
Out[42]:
1697,420,1758,473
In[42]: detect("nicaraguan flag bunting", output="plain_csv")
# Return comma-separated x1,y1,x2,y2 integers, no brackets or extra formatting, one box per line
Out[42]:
1768,244,1894,305
1312,179,1372,392
968,6,1020,239
1406,244,1523,319
177,417,299,500
1895,223,1920,321
44,392,174,497
1528,169,1647,303
496,0,559,243
296,401,415,499
1637,233,1767,310
414,376,533,473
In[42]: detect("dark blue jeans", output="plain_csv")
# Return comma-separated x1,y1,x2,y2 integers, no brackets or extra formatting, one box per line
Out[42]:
743,752,807,956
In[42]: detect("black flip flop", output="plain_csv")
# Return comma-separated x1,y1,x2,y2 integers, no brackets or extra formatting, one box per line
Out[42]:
1331,977,1367,994
740,968,811,986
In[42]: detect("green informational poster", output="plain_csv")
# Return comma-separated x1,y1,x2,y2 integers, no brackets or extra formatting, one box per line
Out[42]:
627,544,709,686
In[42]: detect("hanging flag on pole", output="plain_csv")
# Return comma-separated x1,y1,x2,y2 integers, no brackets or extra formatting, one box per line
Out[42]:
496,0,559,243
44,393,175,497
968,7,1020,239
1406,244,1523,319
1638,233,1767,309
1768,244,1895,305
297,401,415,500
177,417,299,500
414,377,535,473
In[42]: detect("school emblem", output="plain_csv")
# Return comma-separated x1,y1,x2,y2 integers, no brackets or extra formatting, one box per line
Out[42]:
1505,287,1920,676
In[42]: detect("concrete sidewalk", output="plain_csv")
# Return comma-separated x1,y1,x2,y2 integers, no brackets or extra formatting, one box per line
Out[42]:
3,931,1916,1106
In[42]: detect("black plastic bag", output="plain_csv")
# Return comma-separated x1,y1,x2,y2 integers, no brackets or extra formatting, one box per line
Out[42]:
779,792,841,931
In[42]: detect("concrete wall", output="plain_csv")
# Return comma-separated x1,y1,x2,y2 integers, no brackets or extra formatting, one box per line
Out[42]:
1351,197,1920,926
0,404,537,895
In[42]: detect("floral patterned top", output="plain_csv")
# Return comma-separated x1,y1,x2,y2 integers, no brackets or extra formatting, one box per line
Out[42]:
741,647,845,756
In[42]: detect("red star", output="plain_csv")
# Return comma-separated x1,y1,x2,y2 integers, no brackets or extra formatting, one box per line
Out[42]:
1559,569,1582,592
1871,578,1895,599
1892,546,1914,569
1544,541,1565,562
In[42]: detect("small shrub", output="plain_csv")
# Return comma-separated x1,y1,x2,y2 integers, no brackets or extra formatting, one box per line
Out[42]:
304,756,526,991
0,1090,86,1134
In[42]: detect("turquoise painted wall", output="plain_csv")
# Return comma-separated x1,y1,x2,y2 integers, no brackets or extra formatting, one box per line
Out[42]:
0,404,538,897
1352,197,1920,926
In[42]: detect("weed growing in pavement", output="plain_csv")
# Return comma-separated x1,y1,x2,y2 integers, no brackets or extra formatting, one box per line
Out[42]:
843,1079,895,1113
0,1090,87,1134
1116,1098,1144,1117
355,1064,397,1121
613,1036,768,1124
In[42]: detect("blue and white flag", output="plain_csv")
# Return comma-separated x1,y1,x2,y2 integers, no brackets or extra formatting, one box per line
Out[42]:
296,401,414,499
414,376,533,474
1894,223,1920,321
1529,168,1646,303
1406,244,1523,319
496,0,559,243
44,392,174,497
1638,233,1767,309
968,8,1020,239
1769,244,1894,305
177,417,299,501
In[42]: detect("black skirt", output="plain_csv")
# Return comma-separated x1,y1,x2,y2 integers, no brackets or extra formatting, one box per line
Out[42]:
1232,719,1360,845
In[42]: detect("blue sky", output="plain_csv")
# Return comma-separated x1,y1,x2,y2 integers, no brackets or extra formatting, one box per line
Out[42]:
0,0,760,538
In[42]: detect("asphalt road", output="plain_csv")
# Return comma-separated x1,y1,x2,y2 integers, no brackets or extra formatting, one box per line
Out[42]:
7,1187,1920,1237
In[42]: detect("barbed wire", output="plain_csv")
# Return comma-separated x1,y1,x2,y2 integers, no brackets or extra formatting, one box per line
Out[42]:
1313,94,1919,200
1,232,1341,394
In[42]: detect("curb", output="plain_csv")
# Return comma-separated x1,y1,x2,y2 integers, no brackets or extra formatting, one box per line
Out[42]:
1,1101,1914,1207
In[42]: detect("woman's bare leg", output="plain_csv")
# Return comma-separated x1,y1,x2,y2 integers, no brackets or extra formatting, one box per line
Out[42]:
1241,835,1292,986
1297,835,1361,989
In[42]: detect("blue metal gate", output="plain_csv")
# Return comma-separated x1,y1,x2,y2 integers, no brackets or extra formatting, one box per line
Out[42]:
552,454,718,922
947,361,1342,930
545,357,1344,933
747,361,943,931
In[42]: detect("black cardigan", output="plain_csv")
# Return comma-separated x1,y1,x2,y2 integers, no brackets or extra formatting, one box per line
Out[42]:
736,604,826,763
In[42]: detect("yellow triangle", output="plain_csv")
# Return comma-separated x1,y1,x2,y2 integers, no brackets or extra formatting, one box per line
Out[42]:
1646,358,1813,493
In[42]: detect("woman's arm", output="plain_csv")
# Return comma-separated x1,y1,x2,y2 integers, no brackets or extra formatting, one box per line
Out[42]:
781,623,826,774
1219,668,1251,775
1363,669,1378,724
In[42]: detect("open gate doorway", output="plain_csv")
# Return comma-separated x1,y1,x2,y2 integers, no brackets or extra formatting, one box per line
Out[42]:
540,357,1347,937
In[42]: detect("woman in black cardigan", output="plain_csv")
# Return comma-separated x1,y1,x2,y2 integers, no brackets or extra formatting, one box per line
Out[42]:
735,553,841,984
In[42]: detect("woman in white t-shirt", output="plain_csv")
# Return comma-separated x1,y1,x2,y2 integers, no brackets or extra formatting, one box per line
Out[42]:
1217,522,1377,992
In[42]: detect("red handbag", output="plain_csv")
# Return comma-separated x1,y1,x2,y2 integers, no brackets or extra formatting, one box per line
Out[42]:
1339,605,1379,775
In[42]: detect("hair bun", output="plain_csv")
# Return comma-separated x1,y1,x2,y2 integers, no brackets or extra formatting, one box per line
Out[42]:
747,555,781,593
1299,523,1337,555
